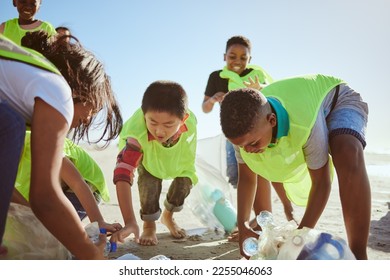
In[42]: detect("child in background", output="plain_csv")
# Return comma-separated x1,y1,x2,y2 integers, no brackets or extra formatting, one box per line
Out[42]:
202,35,295,227
0,31,122,259
111,81,198,246
0,0,56,45
12,131,122,233
55,26,71,43
220,74,371,259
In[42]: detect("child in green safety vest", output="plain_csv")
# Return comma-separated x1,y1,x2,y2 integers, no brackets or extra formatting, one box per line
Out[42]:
202,35,296,236
220,74,370,260
12,131,121,233
112,81,197,246
0,31,122,259
0,0,56,45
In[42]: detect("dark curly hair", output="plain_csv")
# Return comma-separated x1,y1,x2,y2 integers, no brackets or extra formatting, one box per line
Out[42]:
21,30,122,147
226,35,252,53
220,88,270,139
141,80,188,119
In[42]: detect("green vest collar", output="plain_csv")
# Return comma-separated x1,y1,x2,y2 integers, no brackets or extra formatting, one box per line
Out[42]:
267,97,289,146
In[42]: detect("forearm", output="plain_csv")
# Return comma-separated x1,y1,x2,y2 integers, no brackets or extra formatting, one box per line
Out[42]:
30,185,102,259
202,96,216,113
299,165,332,229
116,181,137,225
73,182,104,223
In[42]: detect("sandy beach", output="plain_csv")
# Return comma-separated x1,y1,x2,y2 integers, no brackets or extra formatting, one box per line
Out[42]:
84,137,390,260
2,136,389,260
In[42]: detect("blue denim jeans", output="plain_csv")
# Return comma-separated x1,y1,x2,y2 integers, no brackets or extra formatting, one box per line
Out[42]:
225,139,238,187
0,102,26,246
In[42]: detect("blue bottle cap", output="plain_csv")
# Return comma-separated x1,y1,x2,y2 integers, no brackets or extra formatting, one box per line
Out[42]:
99,228,107,234
110,241,117,252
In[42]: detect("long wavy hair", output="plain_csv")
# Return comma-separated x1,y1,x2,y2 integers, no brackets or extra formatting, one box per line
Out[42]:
21,30,123,147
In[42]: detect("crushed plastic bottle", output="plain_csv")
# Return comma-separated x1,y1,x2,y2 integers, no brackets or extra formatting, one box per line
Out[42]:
243,237,259,257
149,255,170,260
256,210,275,230
85,222,116,257
297,232,356,260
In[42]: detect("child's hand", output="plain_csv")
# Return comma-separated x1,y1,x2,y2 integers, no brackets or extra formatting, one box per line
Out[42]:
109,222,140,244
98,221,123,234
244,76,265,91
211,91,226,103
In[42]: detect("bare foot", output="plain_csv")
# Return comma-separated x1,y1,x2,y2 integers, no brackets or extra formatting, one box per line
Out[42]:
139,221,158,246
161,209,186,239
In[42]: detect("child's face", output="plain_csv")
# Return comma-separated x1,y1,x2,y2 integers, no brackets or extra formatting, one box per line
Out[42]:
224,44,251,75
144,111,186,144
15,0,41,23
229,113,276,154
71,101,99,128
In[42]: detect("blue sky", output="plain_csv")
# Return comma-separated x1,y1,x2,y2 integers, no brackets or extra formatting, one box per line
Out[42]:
2,0,390,153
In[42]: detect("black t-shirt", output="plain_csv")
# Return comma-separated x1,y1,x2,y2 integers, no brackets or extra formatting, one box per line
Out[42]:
204,69,253,97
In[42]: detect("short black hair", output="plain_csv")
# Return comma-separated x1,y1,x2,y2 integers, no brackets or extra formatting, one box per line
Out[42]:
220,88,269,139
141,81,188,119
226,35,252,53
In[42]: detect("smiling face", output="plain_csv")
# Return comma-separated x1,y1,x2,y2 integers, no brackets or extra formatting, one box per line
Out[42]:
14,0,41,24
224,43,251,75
229,113,276,154
144,110,186,144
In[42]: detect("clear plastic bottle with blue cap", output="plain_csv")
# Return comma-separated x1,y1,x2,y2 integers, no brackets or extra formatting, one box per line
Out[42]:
85,222,117,257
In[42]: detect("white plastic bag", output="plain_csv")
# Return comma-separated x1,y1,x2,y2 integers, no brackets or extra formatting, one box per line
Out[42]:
1,203,71,260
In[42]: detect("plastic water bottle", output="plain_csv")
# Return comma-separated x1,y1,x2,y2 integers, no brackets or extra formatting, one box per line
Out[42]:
242,237,259,257
297,232,356,260
211,189,237,233
85,222,117,257
149,255,170,260
256,210,275,230
99,228,117,256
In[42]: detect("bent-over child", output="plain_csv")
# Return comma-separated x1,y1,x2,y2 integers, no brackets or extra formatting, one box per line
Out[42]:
111,81,198,246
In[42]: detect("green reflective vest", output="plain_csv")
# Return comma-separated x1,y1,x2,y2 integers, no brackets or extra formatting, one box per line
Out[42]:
240,74,344,206
219,64,274,90
0,33,60,75
15,132,110,202
3,18,56,45
119,108,198,184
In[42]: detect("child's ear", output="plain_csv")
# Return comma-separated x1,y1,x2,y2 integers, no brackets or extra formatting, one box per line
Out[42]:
248,56,252,63
223,53,227,61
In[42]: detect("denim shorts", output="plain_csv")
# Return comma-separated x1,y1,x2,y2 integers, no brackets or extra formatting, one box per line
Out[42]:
326,84,369,148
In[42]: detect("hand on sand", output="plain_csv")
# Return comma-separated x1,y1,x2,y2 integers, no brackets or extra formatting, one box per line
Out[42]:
109,222,139,244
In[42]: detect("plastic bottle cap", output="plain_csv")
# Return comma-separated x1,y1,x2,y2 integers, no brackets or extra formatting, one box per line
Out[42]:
210,189,223,202
110,241,117,252
99,228,107,234
292,235,303,246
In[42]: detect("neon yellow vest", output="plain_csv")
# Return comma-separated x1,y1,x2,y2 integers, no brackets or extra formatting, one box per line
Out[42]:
3,18,57,45
241,74,345,206
119,108,198,184
219,64,274,90
0,33,60,75
15,132,109,202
